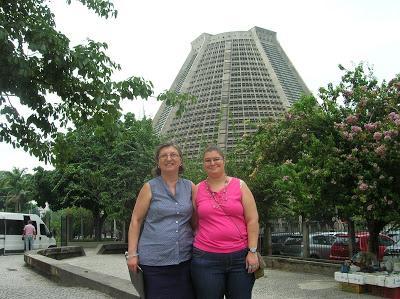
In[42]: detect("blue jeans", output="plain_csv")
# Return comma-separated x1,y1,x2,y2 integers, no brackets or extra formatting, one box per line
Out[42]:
191,247,255,299
24,235,34,251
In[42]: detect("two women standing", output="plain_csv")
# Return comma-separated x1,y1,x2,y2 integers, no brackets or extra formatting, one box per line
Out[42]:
127,143,260,299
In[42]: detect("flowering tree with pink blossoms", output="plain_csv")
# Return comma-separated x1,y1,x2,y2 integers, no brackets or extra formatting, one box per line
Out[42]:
318,64,400,255
235,64,400,257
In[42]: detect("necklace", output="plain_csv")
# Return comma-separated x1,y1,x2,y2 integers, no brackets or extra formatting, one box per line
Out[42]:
205,176,229,209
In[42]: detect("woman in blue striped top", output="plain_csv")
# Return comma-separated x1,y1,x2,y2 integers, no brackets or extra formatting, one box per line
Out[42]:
127,142,195,299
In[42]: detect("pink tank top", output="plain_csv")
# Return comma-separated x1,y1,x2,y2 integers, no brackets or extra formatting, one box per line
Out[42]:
193,177,248,253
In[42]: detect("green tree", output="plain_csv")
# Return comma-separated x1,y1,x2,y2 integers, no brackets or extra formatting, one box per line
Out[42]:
317,64,400,255
0,167,32,212
28,166,58,209
241,64,400,257
0,0,194,162
51,113,158,240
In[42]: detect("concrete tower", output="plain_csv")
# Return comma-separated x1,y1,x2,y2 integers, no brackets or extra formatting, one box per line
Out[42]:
153,27,309,157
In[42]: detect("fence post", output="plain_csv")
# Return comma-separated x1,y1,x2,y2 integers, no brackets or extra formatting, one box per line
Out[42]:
302,219,310,258
60,215,67,246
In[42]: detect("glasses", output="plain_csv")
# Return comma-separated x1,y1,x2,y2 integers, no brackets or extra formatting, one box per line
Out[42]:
204,157,223,164
159,153,180,160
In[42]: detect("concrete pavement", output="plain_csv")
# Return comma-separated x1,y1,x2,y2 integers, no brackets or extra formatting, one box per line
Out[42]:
0,253,112,299
21,247,382,298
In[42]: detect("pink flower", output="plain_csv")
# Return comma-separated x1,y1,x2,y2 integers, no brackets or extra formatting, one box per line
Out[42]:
384,130,398,138
395,119,400,126
342,132,354,141
388,112,400,121
343,90,353,99
373,132,382,141
375,144,386,156
359,182,369,191
364,123,377,131
282,176,289,181
346,115,358,124
334,122,346,130
351,126,362,133
384,135,392,141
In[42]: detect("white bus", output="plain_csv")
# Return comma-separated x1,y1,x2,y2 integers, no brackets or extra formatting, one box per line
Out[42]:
0,212,57,255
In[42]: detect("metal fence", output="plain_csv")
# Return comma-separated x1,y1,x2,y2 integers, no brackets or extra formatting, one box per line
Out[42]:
261,219,400,261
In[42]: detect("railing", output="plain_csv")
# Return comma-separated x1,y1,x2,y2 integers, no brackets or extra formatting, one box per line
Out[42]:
261,220,400,261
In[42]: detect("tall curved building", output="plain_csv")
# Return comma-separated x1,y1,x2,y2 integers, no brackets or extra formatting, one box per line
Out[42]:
153,26,309,157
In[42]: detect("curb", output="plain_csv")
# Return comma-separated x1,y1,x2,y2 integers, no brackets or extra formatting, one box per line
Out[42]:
265,256,341,276
24,251,140,299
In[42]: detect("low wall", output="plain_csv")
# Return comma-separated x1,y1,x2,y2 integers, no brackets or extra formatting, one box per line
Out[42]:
38,246,85,260
24,250,139,299
265,256,341,276
96,243,128,255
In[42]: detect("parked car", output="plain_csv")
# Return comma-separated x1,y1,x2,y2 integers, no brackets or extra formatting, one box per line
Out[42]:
384,239,400,256
280,235,303,257
329,232,395,261
271,232,299,255
386,231,400,243
281,232,342,259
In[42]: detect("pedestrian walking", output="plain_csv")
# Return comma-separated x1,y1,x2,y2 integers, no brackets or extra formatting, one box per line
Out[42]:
22,220,36,251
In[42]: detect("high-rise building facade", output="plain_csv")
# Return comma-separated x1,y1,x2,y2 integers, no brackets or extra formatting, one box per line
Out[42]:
153,26,309,157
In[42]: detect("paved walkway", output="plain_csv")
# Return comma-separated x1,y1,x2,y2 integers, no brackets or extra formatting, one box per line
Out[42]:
0,253,112,299
62,248,380,299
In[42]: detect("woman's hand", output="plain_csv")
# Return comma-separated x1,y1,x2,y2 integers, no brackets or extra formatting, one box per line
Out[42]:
246,252,259,273
127,256,140,273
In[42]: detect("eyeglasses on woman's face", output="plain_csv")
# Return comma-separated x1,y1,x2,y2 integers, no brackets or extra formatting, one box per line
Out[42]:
159,152,180,160
204,157,223,164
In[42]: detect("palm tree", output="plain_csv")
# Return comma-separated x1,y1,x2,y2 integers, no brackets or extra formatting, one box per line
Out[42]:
1,168,30,212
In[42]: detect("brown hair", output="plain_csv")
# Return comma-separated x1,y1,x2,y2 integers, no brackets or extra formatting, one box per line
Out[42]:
152,142,184,176
203,144,225,160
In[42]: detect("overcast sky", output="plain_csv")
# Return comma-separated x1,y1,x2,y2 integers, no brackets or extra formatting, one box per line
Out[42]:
1,0,400,172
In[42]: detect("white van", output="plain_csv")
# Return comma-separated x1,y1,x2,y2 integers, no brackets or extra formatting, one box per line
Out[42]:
0,212,56,255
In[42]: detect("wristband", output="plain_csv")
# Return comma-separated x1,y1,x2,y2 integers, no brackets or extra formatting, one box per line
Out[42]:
125,251,139,260
248,247,257,253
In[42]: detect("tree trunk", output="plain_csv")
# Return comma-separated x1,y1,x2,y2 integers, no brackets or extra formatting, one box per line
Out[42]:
93,212,107,241
367,219,385,259
348,218,356,259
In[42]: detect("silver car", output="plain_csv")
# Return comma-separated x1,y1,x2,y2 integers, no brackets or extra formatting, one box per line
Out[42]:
384,239,400,256
281,232,343,259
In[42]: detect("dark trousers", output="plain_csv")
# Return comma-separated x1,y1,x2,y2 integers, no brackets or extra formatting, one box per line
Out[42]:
191,247,255,299
140,260,194,299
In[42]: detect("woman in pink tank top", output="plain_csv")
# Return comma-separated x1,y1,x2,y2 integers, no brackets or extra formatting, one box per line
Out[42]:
191,144,260,299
